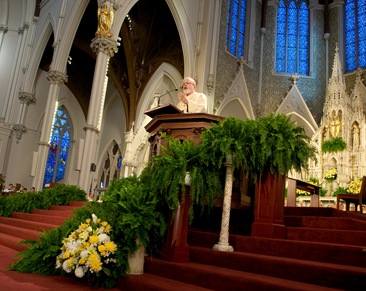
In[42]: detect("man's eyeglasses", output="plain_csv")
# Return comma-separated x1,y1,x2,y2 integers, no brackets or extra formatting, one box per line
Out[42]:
182,82,195,86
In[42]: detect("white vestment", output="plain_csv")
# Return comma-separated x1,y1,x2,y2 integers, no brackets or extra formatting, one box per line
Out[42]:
177,92,208,113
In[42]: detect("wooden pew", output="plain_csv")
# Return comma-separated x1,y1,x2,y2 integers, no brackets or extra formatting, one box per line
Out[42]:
287,177,321,207
337,176,366,214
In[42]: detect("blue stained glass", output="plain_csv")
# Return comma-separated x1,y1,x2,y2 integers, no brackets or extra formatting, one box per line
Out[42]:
226,0,247,58
277,35,285,47
288,35,297,48
276,0,309,74
43,106,72,187
345,0,366,71
276,59,285,72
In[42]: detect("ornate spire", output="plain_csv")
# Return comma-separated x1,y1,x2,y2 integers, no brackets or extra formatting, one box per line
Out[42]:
329,44,345,87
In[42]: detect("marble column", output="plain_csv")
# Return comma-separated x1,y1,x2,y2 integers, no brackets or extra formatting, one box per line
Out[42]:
78,36,118,192
32,70,67,190
213,155,234,252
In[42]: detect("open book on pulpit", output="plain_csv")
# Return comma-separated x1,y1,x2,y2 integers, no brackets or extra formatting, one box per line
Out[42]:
144,103,183,119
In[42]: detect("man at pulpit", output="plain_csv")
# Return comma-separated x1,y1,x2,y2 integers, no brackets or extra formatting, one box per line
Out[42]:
177,77,208,113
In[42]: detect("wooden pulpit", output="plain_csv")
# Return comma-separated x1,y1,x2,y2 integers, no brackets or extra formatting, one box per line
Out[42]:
144,104,221,262
145,104,222,157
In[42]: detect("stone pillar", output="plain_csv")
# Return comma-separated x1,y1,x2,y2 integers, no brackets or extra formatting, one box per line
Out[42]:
213,155,234,252
32,70,67,190
78,36,118,192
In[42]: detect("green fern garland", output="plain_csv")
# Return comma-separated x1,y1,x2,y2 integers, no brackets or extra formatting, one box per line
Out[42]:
321,137,347,153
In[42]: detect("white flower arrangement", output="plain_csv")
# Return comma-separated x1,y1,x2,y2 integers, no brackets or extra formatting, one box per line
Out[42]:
56,214,117,279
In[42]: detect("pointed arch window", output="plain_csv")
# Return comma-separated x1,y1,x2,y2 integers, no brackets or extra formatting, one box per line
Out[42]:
99,142,122,189
345,0,366,72
276,0,309,75
43,105,72,187
226,0,247,59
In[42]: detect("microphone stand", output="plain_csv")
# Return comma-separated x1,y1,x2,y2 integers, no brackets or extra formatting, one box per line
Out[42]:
157,88,178,106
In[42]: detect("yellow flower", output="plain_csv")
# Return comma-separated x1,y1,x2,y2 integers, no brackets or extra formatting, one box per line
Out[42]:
105,241,117,253
104,224,111,233
88,253,102,272
85,218,91,224
101,221,108,227
98,245,107,254
67,257,74,268
83,242,90,248
347,179,362,194
79,223,87,229
79,258,85,265
89,235,99,244
63,250,70,259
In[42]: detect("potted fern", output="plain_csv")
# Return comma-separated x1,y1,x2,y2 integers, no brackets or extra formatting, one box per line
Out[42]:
141,135,223,261
251,113,317,238
102,175,166,274
199,117,259,251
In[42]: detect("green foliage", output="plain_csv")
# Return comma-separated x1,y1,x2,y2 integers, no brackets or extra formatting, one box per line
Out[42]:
200,114,317,182
10,202,129,288
0,184,86,217
321,137,347,153
333,186,348,196
141,135,223,222
103,176,167,253
255,114,317,178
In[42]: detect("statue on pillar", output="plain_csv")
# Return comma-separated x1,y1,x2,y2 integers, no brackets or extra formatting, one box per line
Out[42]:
96,4,114,38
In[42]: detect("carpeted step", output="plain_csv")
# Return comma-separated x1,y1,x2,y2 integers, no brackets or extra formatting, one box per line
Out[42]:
144,257,341,291
68,201,86,207
285,216,366,230
0,223,39,241
11,212,69,225
31,208,73,218
48,205,82,211
285,207,366,221
188,230,366,268
0,232,28,251
118,273,214,291
287,227,366,246
0,216,59,232
189,246,366,290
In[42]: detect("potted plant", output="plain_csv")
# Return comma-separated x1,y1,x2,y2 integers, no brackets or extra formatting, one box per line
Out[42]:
199,116,259,251
250,113,317,238
102,175,166,274
140,135,223,261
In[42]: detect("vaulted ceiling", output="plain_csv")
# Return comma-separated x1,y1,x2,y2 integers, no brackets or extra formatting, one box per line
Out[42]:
40,0,183,129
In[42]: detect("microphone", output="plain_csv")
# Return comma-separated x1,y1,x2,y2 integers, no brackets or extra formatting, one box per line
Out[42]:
157,88,178,106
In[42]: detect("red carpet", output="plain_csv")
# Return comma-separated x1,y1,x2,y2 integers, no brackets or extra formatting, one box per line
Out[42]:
0,245,122,290
1,203,366,290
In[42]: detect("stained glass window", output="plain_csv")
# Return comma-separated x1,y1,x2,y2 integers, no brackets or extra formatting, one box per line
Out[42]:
226,0,247,58
276,0,309,75
43,105,71,187
345,0,366,72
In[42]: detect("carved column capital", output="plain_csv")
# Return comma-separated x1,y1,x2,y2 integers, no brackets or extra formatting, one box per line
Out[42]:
18,91,36,105
207,74,214,94
90,36,118,57
47,70,68,84
0,25,8,33
12,124,27,142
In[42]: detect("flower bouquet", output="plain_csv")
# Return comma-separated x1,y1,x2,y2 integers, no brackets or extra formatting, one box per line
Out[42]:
347,179,362,194
56,214,117,282
324,168,337,182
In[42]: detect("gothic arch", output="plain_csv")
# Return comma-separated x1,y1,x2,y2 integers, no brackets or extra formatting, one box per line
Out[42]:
96,139,123,189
